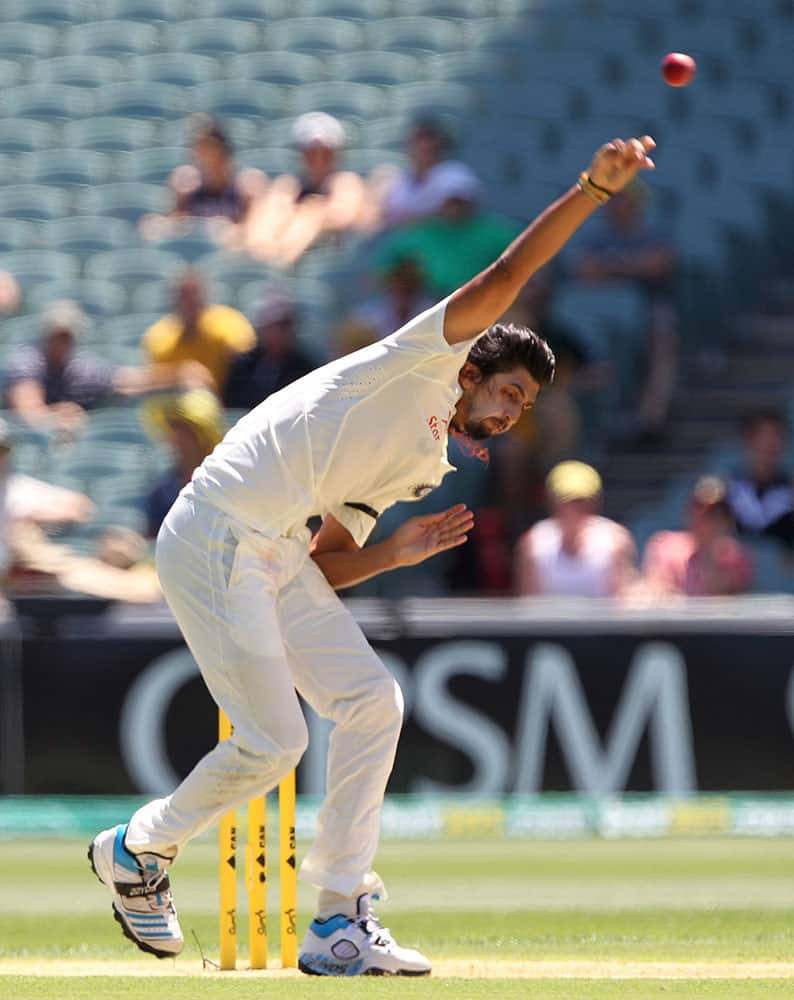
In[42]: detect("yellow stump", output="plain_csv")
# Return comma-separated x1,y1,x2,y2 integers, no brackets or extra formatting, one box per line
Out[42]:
279,770,298,968
218,711,237,971
246,794,267,969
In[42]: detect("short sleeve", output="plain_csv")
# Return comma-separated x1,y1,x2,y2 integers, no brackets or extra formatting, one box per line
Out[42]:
210,306,255,352
329,501,380,548
4,347,44,386
141,317,169,361
382,297,474,361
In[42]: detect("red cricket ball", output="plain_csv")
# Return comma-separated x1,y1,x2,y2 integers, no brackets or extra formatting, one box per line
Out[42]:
661,52,696,87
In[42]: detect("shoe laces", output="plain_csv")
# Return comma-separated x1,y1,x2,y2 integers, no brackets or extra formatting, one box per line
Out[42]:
356,894,393,949
144,868,175,913
145,869,168,893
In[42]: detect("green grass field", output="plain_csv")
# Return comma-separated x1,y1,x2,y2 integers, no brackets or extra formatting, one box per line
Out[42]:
2,836,794,998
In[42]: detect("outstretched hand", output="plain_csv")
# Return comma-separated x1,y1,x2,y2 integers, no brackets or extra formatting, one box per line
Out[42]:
588,135,656,194
391,504,475,568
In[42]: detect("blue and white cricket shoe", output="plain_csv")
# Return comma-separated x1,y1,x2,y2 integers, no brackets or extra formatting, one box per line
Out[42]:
88,824,183,959
298,893,431,976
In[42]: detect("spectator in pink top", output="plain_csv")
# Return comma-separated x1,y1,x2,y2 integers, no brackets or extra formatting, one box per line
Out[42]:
642,476,753,597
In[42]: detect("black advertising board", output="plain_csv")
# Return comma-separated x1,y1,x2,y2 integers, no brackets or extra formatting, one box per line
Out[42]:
7,597,794,795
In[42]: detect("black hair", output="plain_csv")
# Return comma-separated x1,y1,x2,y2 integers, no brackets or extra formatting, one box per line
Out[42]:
741,407,788,436
466,322,556,387
410,115,454,154
188,113,233,153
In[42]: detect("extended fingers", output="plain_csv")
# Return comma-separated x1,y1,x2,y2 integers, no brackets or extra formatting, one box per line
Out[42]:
627,135,655,169
434,508,474,547
441,506,474,531
601,135,656,170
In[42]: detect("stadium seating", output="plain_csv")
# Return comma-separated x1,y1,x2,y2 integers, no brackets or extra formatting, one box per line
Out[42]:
76,182,168,221
239,147,296,176
129,279,181,314
326,51,424,86
64,117,160,153
0,23,58,58
366,16,468,53
0,59,26,87
31,55,123,88
0,84,94,121
290,81,386,119
43,217,136,257
188,81,287,120
197,251,271,291
294,0,390,16
1,314,45,348
165,18,261,55
265,17,364,53
129,53,222,88
93,83,188,121
118,147,191,184
19,149,113,187
24,278,128,318
0,186,72,222
84,248,186,288
225,51,326,86
0,251,80,295
0,221,38,254
103,313,163,350
64,20,162,56
145,228,219,263
105,0,188,19
201,0,290,21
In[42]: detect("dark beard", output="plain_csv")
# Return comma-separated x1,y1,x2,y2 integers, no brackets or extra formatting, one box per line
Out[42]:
464,419,493,440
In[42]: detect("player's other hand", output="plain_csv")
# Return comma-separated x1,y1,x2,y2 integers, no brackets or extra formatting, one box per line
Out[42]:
391,503,474,567
588,136,655,194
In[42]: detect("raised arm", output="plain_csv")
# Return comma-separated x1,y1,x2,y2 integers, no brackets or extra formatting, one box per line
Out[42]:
443,136,656,345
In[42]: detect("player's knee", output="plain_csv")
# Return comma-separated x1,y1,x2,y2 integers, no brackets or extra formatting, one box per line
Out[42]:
363,676,404,738
240,712,308,765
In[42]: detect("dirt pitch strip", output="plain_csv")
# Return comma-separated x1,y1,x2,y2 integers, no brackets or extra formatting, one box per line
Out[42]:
2,959,794,979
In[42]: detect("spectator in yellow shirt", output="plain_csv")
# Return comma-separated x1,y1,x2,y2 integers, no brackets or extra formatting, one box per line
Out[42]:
141,269,255,394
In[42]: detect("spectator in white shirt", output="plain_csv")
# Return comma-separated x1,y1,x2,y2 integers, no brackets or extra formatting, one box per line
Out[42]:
514,460,637,597
380,117,477,228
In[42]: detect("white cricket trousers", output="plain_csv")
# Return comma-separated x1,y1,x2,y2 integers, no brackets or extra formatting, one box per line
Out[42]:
125,490,404,897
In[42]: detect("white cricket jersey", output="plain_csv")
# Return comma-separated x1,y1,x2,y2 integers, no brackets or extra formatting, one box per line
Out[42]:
189,298,478,546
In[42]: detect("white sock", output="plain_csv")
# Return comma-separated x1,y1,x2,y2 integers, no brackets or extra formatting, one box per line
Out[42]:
316,889,357,920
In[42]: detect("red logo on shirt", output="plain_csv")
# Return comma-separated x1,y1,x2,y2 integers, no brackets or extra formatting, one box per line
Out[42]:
428,416,440,440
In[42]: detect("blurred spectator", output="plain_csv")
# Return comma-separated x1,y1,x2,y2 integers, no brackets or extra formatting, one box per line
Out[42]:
513,460,637,597
573,182,678,440
246,112,375,266
375,164,521,297
642,476,753,597
223,291,314,411
4,299,219,437
379,117,464,228
141,269,255,395
0,270,21,316
10,522,161,602
724,409,794,552
4,301,112,436
141,114,266,243
502,269,612,465
141,389,225,538
0,417,94,579
338,256,435,354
